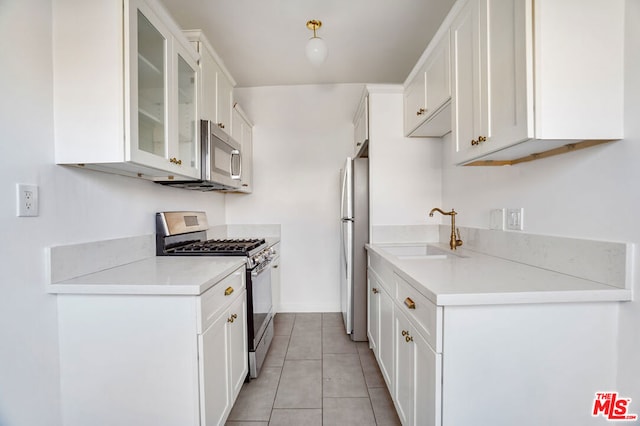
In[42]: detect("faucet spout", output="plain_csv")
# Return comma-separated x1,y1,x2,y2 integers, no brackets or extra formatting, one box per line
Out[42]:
429,207,454,217
428,207,463,250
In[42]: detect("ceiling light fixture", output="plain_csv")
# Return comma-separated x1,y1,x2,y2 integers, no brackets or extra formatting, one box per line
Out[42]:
305,20,327,66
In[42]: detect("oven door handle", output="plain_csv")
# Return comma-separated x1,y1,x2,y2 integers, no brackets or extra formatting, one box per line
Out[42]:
251,259,272,277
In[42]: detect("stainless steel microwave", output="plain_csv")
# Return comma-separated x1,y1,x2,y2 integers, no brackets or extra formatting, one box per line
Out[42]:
200,119,242,189
157,120,242,191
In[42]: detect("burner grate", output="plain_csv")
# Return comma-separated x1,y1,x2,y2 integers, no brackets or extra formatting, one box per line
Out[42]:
170,238,266,255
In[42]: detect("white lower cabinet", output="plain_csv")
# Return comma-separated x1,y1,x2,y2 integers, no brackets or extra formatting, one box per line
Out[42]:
228,293,248,400
270,243,281,312
199,309,230,426
394,308,415,425
367,273,380,353
368,268,395,392
367,250,620,426
414,327,441,426
200,289,248,425
57,266,248,426
394,307,442,426
369,258,442,426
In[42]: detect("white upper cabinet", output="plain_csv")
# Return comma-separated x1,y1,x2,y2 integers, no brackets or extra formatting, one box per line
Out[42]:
230,104,254,193
353,93,369,156
185,30,235,136
450,0,489,163
404,32,451,137
216,72,234,134
451,0,624,165
53,0,201,180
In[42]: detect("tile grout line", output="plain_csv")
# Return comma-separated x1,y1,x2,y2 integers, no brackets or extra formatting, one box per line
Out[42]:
242,313,391,425
276,314,298,423
321,313,325,425
269,314,294,424
359,342,381,426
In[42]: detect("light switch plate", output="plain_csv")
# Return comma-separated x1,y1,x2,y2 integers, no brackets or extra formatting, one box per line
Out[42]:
489,209,505,230
506,208,524,231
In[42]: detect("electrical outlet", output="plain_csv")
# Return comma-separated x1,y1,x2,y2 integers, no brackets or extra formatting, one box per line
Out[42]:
489,209,505,230
16,184,39,217
506,208,524,231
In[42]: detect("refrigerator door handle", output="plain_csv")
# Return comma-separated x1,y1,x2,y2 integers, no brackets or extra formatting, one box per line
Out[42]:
341,222,346,273
340,167,347,218
341,218,354,222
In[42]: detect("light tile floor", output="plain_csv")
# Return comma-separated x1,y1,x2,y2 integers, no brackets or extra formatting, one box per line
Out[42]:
226,313,401,426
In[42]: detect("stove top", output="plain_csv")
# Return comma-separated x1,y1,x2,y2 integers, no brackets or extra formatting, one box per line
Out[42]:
168,238,267,256
155,212,273,269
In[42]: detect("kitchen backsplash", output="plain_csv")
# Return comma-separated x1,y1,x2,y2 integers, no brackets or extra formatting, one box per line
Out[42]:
371,225,440,244
209,224,281,239
47,235,154,283
445,226,631,290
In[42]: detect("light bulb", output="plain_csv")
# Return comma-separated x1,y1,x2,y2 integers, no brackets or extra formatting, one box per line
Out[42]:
305,36,327,66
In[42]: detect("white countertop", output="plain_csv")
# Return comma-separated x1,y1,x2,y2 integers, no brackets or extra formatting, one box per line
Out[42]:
366,243,632,306
266,237,280,248
48,256,246,296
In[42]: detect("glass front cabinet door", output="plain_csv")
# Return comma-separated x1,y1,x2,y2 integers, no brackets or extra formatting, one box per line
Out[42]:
127,0,200,180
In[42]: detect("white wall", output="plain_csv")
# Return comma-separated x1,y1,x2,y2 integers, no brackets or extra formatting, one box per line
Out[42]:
0,1,226,425
368,89,442,226
229,85,442,313
441,0,640,405
617,0,640,406
229,84,362,312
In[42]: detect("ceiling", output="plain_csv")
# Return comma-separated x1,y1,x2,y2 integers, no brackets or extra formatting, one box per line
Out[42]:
159,0,456,88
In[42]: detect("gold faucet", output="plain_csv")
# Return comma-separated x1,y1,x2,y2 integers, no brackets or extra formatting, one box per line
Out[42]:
429,208,463,250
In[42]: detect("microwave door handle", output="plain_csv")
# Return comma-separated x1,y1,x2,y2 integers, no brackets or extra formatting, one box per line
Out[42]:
230,149,242,180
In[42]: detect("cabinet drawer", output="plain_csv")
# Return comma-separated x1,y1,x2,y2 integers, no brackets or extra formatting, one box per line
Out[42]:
395,273,441,352
369,252,395,294
198,267,245,333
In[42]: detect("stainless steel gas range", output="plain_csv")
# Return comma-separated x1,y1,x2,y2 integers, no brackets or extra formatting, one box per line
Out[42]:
156,211,275,379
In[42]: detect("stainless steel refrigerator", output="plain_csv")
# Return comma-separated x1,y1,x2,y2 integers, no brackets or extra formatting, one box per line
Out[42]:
340,157,369,341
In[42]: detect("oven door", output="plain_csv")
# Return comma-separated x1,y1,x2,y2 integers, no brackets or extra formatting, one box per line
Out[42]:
248,260,273,351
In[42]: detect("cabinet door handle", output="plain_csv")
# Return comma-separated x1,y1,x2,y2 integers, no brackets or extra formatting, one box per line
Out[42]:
472,136,487,146
404,297,416,310
232,313,238,319
372,288,379,294
227,316,235,323
402,330,408,336
416,108,426,116
224,286,234,296
405,335,414,343
169,157,182,165
217,122,225,129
